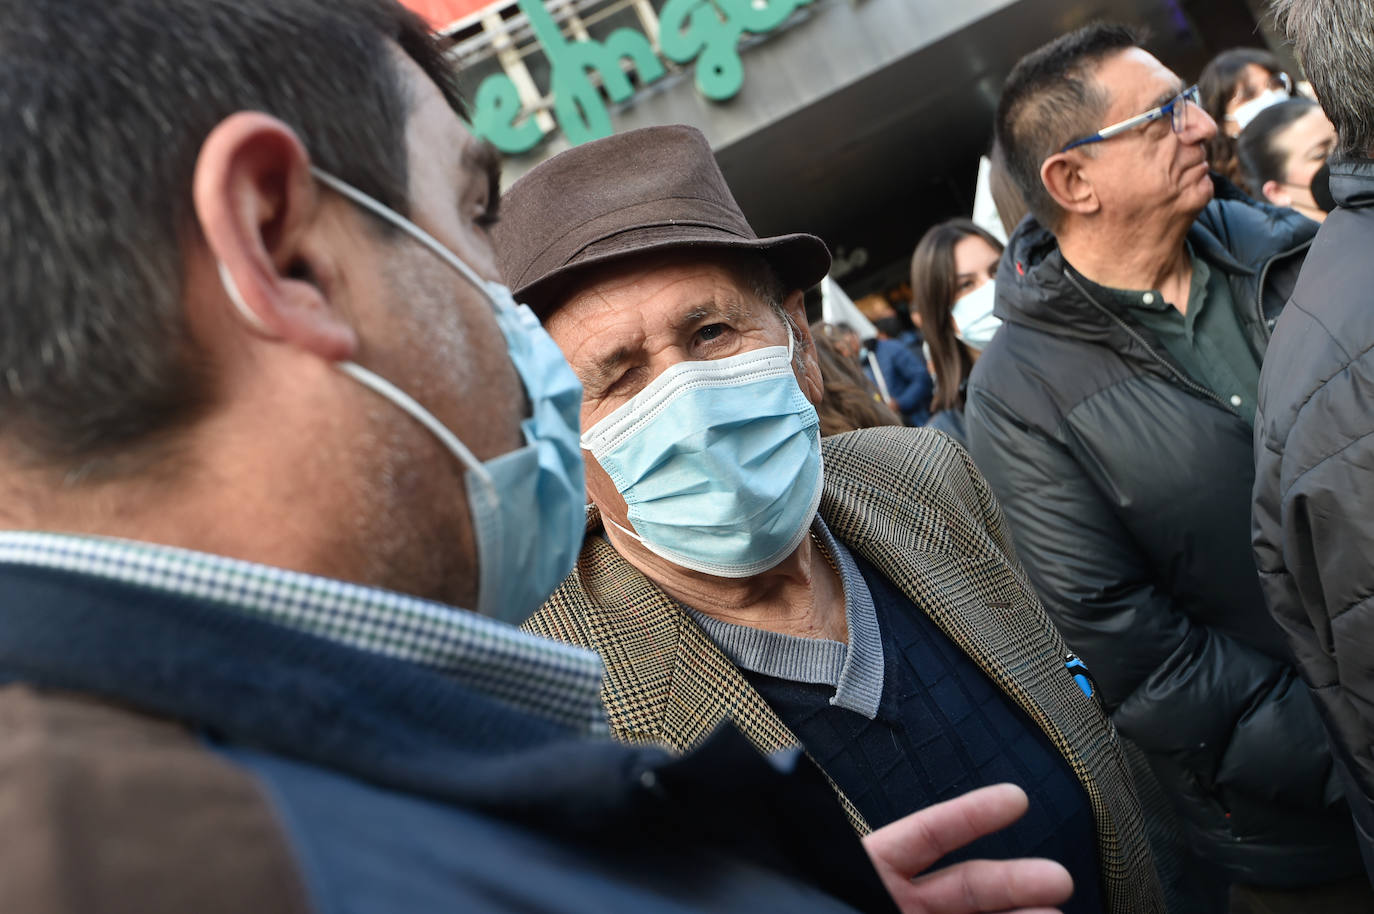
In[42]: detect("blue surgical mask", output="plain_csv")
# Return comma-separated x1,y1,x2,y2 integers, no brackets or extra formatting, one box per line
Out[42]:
218,167,586,625
951,280,1001,351
580,330,823,578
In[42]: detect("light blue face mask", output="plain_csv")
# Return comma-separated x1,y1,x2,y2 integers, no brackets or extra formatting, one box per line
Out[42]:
580,329,823,578
218,167,586,625
951,279,1002,351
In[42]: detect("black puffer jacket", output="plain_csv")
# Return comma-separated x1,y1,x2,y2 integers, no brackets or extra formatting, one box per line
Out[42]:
966,179,1361,885
1253,159,1374,879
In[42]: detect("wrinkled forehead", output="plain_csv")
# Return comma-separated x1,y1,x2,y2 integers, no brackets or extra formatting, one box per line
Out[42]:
552,251,773,334
1094,47,1183,121
546,251,781,378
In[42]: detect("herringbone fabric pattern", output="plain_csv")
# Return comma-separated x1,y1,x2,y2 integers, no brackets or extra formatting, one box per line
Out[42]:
525,426,1163,913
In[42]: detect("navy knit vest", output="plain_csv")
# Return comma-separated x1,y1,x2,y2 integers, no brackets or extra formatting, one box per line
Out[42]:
744,553,1105,914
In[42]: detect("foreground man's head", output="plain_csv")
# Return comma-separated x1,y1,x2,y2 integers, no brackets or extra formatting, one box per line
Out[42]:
1274,0,1374,160
0,0,583,618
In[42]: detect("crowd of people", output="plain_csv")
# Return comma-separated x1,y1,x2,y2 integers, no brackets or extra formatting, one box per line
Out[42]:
1,0,1372,913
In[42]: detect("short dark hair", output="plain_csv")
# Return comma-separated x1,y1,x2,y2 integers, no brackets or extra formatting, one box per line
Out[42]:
0,0,460,470
1237,97,1320,188
1275,0,1374,158
994,23,1142,230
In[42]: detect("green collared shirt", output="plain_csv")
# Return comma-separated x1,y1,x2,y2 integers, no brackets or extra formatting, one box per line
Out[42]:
1073,249,1261,425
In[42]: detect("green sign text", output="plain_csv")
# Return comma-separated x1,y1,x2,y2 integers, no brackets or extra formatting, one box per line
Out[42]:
473,0,813,154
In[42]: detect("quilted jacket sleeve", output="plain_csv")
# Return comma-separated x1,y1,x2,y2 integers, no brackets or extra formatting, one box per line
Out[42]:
1253,297,1374,864
967,385,1336,812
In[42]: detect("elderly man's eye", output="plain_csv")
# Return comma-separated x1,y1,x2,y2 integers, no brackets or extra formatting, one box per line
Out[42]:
603,365,647,398
697,323,728,342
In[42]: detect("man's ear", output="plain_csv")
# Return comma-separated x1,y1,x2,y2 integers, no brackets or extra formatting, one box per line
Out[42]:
192,112,357,361
1261,179,1291,208
1040,152,1101,218
783,289,824,406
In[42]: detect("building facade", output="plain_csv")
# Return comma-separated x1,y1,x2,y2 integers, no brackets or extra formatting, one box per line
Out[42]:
419,0,1283,294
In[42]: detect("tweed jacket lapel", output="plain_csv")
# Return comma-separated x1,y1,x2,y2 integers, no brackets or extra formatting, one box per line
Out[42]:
526,427,1162,913
559,533,794,755
532,522,872,832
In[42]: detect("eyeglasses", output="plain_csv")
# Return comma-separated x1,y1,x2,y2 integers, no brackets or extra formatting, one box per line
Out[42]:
1060,84,1202,152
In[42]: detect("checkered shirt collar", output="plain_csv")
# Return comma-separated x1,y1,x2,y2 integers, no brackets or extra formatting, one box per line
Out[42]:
0,531,608,737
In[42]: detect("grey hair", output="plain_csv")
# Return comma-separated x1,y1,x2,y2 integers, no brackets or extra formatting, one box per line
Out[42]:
1273,0,1374,158
742,254,787,318
728,251,808,367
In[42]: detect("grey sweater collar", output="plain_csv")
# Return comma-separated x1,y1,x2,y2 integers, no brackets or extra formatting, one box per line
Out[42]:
686,517,885,719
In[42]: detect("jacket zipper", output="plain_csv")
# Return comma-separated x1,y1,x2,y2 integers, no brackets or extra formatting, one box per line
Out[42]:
1253,240,1313,344
1063,269,1235,413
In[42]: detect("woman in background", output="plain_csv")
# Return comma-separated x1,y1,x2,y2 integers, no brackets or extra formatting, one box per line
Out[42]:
908,219,1003,447
1199,48,1298,193
1238,97,1337,224
809,323,903,437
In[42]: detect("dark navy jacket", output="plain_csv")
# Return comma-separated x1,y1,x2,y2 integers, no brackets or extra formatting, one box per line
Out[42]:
864,338,933,426
0,561,896,913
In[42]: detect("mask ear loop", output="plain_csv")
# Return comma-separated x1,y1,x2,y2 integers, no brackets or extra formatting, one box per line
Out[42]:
336,362,495,490
603,515,647,546
310,168,496,305
217,165,500,327
305,167,516,492
213,186,496,493
217,166,521,617
218,261,278,336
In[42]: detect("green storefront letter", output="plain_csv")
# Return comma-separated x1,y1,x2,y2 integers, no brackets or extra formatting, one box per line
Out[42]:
659,0,810,100
473,0,813,154
472,73,544,154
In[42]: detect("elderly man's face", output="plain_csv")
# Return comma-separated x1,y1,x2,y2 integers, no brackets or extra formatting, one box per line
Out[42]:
1079,48,1217,225
545,251,821,526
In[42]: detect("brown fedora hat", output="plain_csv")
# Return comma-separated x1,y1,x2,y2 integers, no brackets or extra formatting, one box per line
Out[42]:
494,125,831,319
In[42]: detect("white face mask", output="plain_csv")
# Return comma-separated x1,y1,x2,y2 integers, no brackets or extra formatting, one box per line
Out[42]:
951,280,1001,351
1229,88,1290,132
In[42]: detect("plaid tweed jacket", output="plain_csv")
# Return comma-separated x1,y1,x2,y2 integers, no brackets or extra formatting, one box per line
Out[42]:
525,426,1163,914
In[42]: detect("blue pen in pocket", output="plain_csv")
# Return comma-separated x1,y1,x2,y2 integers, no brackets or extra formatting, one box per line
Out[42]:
1065,651,1098,701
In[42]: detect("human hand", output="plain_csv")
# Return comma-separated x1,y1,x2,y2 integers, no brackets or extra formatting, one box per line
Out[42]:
860,783,1073,914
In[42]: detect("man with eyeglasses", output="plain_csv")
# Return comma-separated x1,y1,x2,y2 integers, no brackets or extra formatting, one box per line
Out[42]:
965,22,1372,913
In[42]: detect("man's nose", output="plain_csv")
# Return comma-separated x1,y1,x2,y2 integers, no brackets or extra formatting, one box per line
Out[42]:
1182,100,1218,143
